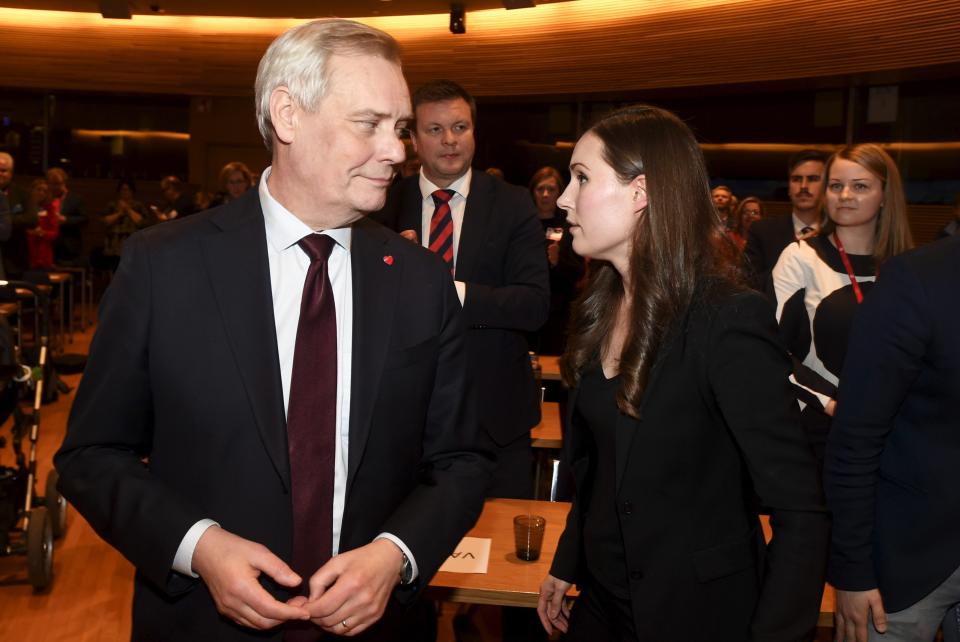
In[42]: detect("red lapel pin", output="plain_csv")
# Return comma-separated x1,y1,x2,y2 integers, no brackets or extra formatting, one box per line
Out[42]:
383,255,394,266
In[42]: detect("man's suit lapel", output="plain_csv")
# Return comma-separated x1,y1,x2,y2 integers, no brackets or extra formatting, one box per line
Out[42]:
454,171,491,281
346,219,400,492
200,193,290,490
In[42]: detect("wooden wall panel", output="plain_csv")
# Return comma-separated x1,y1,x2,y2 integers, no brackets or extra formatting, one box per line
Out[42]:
3,0,960,98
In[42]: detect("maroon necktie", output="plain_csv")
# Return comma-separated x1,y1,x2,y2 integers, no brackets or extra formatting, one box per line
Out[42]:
287,233,337,589
429,189,456,274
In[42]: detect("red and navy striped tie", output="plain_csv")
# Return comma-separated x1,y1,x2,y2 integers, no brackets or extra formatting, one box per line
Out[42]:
429,189,456,274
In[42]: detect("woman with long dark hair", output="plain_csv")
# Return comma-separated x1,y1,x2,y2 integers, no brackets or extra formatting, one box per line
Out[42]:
536,105,829,641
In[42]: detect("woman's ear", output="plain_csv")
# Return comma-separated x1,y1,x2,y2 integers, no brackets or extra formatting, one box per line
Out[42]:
632,175,648,213
269,86,297,146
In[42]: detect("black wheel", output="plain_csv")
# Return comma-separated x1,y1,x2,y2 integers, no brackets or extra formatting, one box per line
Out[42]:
44,469,67,538
27,506,53,591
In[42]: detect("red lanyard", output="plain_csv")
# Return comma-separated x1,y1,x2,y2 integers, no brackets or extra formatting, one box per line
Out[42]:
833,233,863,304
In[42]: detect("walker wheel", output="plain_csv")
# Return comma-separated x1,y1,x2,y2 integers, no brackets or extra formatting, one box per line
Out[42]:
27,506,53,591
44,470,68,538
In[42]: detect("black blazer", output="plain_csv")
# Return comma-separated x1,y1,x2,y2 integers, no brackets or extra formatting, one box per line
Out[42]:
551,285,830,641
55,190,493,641
825,236,960,612
743,214,796,291
375,171,550,445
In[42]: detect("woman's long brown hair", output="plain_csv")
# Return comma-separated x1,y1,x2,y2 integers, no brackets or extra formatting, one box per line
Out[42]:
820,143,914,267
560,105,738,418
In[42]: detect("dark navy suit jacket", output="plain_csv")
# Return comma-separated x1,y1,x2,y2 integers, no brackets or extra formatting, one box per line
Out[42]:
825,236,960,611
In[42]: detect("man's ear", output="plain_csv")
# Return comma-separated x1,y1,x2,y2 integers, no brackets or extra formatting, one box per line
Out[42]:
632,174,648,213
269,87,297,146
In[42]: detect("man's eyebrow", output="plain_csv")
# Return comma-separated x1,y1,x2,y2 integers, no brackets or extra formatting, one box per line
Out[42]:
346,109,404,120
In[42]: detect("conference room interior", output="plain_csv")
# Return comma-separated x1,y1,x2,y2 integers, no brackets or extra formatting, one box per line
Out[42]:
1,0,959,640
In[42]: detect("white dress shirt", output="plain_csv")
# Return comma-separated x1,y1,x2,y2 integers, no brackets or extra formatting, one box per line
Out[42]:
418,168,471,304
792,212,819,238
173,166,416,581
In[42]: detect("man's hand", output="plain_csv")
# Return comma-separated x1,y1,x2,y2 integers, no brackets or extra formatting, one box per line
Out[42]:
192,526,310,630
835,588,887,642
298,539,403,636
399,229,419,244
825,399,837,417
537,574,572,635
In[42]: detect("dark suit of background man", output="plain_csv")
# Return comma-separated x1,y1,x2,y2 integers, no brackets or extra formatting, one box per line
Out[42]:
56,19,491,642
743,149,827,290
825,236,960,642
0,151,38,278
375,80,550,500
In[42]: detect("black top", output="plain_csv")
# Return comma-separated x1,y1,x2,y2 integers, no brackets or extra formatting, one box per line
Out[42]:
771,235,876,459
576,364,631,599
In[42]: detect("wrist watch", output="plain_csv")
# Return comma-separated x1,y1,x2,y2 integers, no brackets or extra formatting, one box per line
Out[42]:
398,552,414,585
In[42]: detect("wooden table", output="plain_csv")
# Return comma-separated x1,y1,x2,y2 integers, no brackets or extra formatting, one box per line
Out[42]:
530,401,562,449
427,499,573,607
539,355,561,382
427,499,835,627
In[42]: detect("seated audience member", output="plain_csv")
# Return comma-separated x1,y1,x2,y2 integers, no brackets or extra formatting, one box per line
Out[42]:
537,105,828,642
825,235,960,642
771,144,913,465
727,196,765,250
193,190,212,212
485,167,505,180
529,166,585,354
0,151,38,278
46,167,87,265
711,184,736,229
152,175,195,221
938,193,960,238
744,149,827,290
97,179,148,271
209,161,253,207
27,178,59,269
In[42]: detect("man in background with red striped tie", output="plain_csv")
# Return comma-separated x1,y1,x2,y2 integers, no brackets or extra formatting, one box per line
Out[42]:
376,79,550,501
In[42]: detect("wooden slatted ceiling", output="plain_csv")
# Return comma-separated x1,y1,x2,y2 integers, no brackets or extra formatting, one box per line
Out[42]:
2,0,960,97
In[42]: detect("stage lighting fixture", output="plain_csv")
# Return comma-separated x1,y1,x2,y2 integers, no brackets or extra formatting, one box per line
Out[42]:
450,3,466,34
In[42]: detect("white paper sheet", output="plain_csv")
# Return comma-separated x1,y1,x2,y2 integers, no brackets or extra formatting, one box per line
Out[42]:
438,536,491,574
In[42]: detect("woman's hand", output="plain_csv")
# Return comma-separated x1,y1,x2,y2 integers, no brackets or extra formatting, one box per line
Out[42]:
537,574,572,635
825,399,837,416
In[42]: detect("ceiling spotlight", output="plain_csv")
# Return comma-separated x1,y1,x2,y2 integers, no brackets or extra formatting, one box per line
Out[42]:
450,3,466,34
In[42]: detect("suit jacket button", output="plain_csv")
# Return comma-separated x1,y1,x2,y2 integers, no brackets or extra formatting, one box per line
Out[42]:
622,501,633,515
629,570,643,581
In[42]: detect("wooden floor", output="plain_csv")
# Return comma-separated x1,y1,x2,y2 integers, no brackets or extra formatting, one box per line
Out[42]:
0,316,494,642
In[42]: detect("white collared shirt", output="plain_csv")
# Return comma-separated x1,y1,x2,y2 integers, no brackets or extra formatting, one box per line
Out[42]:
173,166,415,581
417,168,471,303
792,212,819,238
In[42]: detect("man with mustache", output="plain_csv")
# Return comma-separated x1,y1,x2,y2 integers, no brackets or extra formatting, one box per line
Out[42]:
744,149,827,291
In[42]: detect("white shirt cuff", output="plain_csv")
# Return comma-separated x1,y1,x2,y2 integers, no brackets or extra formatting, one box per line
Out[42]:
172,518,219,577
454,281,466,306
375,533,419,582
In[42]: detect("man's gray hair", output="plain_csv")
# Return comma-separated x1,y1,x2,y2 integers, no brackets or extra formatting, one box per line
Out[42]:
254,19,401,151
